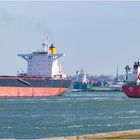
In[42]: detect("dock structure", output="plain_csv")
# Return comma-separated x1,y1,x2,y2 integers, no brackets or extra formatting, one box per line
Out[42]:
37,129,140,140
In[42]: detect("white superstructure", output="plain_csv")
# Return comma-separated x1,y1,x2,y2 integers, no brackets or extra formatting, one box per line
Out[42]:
18,39,66,79
125,61,140,85
76,69,88,83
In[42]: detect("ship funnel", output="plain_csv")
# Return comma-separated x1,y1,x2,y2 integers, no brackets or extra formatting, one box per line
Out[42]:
49,43,56,54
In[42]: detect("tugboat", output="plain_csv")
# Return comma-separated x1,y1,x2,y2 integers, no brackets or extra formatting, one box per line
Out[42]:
0,38,71,97
122,61,140,97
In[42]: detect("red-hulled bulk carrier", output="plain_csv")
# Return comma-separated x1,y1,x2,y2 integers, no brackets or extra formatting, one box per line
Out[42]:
0,39,71,97
122,61,140,98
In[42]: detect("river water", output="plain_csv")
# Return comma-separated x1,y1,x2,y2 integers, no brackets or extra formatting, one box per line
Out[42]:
0,91,140,139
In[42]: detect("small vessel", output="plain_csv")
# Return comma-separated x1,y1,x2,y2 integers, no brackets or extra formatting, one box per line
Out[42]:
73,69,113,92
0,38,71,97
73,69,89,91
122,61,140,97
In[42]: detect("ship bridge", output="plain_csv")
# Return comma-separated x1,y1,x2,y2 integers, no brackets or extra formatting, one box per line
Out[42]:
18,40,65,79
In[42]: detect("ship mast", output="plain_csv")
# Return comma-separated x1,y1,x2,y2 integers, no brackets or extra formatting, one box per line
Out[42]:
42,37,48,52
116,64,119,82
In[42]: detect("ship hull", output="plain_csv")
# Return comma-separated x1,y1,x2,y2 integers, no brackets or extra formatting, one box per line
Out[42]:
0,87,68,97
0,76,71,97
122,85,140,98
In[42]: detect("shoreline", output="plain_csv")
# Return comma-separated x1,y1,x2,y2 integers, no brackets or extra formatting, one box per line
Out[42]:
37,129,140,140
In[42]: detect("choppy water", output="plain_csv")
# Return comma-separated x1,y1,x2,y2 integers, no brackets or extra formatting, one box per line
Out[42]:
0,91,140,139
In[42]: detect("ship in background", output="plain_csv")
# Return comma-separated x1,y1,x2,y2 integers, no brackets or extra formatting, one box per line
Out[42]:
72,69,111,92
0,38,71,97
109,65,123,91
73,68,123,92
73,69,89,92
122,61,140,98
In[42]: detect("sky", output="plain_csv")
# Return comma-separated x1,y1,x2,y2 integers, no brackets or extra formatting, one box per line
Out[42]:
0,1,140,76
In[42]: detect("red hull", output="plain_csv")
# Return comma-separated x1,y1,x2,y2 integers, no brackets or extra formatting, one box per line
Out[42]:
0,87,68,97
122,85,140,98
